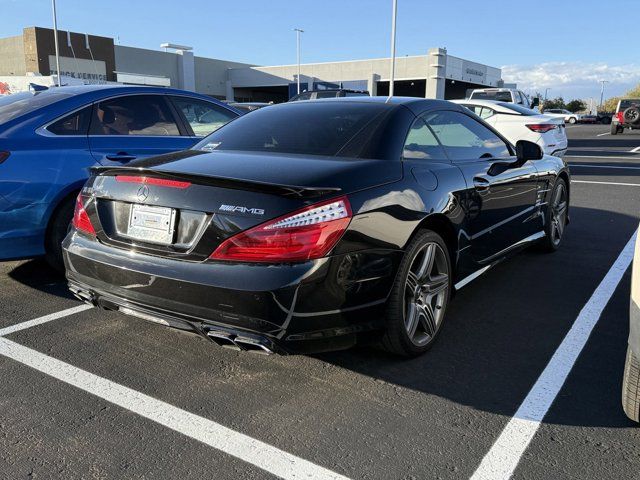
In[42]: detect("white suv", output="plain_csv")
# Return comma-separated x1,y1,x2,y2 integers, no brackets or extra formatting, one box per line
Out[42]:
468,88,539,110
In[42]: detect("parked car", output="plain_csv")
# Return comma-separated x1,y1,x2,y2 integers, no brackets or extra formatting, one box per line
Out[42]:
453,99,568,157
0,85,239,269
543,108,582,124
227,102,271,114
289,89,369,101
596,111,613,124
623,232,640,422
611,99,640,135
578,114,597,124
63,98,570,357
468,88,539,110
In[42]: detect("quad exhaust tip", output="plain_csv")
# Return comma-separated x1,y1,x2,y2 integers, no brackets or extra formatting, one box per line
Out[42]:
206,330,274,355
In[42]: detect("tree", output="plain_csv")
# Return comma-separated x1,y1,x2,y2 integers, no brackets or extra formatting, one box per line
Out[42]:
566,99,586,112
542,97,566,110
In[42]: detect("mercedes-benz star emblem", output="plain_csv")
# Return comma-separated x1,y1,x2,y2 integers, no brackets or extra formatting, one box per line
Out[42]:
137,185,149,201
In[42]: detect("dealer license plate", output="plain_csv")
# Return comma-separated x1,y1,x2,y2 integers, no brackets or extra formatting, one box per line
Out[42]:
125,204,176,245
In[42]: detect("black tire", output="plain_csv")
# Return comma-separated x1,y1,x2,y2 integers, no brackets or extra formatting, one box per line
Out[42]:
380,230,452,357
44,195,76,272
623,346,640,423
568,117,577,124
539,178,568,252
624,107,640,125
611,123,618,135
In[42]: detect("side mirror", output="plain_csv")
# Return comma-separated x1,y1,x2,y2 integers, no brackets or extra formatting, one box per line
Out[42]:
516,140,543,162
531,97,540,108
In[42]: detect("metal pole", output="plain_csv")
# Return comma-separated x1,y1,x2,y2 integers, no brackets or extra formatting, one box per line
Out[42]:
389,0,397,97
294,28,303,95
544,88,550,102
52,0,61,87
599,80,608,108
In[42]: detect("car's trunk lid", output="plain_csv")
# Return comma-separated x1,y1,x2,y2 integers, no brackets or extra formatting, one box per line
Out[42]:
87,149,400,260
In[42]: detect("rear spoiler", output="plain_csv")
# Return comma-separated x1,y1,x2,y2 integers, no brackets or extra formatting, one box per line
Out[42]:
90,165,341,199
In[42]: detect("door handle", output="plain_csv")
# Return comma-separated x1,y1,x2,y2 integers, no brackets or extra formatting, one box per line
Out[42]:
473,176,491,191
105,152,136,162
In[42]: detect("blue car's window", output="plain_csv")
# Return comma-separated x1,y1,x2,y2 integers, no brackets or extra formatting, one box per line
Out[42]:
0,91,73,125
170,97,236,137
47,106,92,136
89,95,180,136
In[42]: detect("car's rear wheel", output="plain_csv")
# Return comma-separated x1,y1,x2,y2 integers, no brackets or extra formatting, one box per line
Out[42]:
540,178,568,252
44,194,75,272
611,123,619,135
381,230,452,357
623,346,640,422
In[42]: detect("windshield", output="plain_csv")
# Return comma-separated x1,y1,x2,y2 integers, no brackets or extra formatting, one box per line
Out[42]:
470,91,512,102
194,102,390,157
496,102,538,116
0,91,72,125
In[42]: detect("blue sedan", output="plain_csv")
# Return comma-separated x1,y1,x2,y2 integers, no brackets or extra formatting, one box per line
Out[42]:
0,85,239,269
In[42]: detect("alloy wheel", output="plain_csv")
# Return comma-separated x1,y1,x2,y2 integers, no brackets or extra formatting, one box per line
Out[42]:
403,242,449,346
550,183,567,246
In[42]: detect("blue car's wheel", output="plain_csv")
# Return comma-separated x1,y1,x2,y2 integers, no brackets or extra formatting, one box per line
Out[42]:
45,195,76,272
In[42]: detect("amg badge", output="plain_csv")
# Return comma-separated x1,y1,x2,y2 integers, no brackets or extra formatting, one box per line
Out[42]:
219,204,265,215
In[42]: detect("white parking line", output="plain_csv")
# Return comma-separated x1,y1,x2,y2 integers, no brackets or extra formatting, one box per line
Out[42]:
631,146,640,153
596,132,610,137
566,155,640,161
470,230,637,480
0,307,350,480
569,163,640,170
0,304,92,337
572,180,640,187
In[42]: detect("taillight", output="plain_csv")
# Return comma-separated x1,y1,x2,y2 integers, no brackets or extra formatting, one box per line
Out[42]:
0,151,10,165
617,111,625,123
115,175,191,189
526,124,558,133
72,194,96,236
210,196,352,262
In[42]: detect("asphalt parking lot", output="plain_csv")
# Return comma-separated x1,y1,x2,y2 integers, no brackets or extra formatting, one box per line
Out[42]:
2,123,640,480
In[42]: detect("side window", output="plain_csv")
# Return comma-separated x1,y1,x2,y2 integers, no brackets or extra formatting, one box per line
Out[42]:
463,104,483,116
90,95,180,136
424,110,511,161
402,118,448,161
479,107,495,119
47,106,92,136
171,97,236,136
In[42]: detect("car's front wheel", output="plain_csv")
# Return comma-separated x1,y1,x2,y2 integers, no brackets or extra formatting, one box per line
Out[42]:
623,346,640,422
381,230,452,357
568,117,577,124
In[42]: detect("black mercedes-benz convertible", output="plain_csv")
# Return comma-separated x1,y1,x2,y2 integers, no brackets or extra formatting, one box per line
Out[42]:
63,97,569,356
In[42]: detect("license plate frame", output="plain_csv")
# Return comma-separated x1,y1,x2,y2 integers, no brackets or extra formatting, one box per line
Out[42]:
125,204,176,245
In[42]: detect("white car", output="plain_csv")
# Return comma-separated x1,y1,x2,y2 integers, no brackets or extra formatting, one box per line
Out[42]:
468,88,539,110
453,100,568,157
542,108,582,125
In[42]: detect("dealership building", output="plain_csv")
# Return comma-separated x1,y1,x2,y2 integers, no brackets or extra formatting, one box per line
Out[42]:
0,27,504,101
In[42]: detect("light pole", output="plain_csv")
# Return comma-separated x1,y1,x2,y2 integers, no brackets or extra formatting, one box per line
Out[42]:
51,0,61,87
388,0,398,97
599,80,609,109
544,87,550,103
294,28,303,95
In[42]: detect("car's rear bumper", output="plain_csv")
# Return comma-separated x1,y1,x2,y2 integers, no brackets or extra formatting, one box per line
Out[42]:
63,232,400,354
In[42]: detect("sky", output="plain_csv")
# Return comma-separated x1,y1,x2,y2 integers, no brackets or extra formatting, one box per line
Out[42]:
1,0,639,101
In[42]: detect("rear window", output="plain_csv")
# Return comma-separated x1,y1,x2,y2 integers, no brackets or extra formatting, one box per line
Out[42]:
619,99,640,111
495,102,538,116
195,102,390,157
0,91,72,125
470,91,512,102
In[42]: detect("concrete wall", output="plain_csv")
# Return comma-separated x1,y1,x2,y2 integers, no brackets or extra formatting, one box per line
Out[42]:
0,35,26,76
194,56,254,98
229,55,430,88
115,45,179,87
